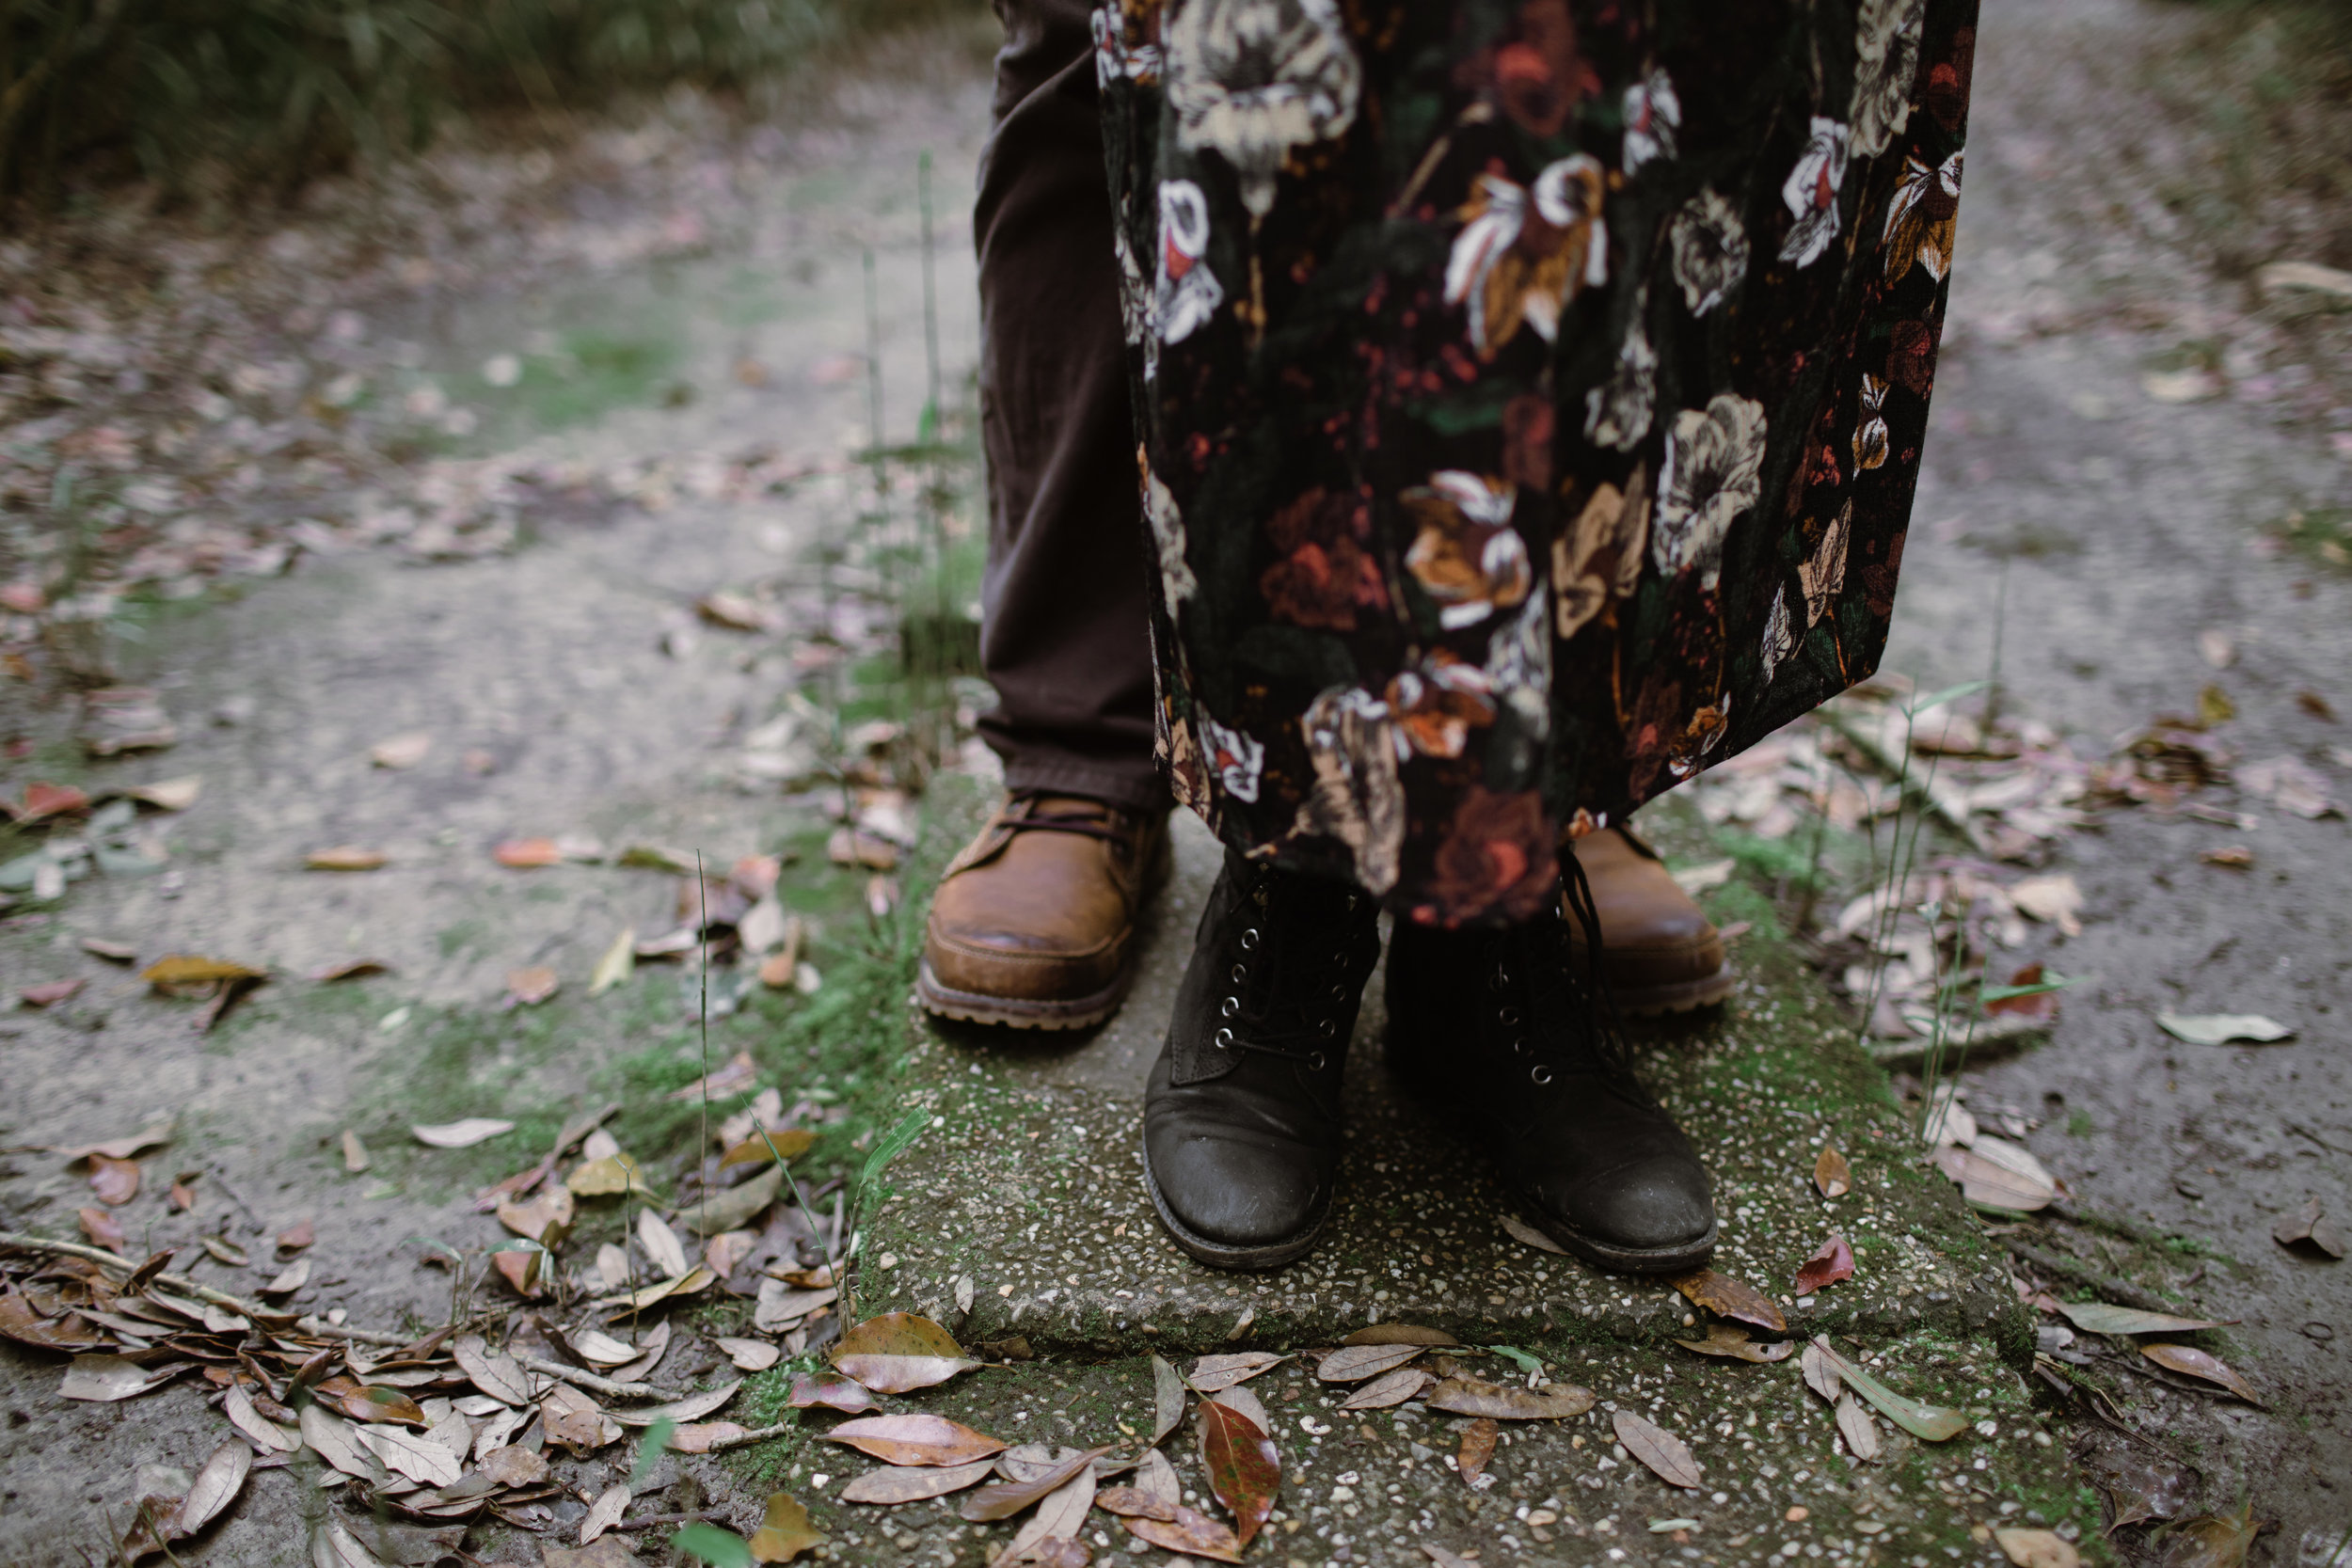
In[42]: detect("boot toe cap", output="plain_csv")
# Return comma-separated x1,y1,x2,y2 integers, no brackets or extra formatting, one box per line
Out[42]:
1540,1153,1716,1259
1145,1122,1328,1252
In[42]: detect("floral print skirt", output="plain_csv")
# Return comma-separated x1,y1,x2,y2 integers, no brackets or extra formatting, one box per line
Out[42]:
1099,0,1976,925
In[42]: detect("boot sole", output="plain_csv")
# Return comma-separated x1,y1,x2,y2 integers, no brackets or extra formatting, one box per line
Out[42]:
915,960,1136,1032
1610,958,1738,1019
1388,1047,1718,1276
1140,1135,1329,1272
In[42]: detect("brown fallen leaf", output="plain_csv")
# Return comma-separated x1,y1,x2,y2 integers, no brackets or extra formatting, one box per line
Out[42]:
341,1131,371,1173
1993,1526,2078,1567
1188,1352,1287,1392
277,1217,314,1253
1423,1376,1594,1420
87,1153,140,1205
1198,1398,1279,1546
124,777,200,812
1151,1354,1186,1445
61,1354,179,1401
17,781,89,821
2272,1196,2347,1259
1455,1418,1498,1488
2141,1344,2262,1404
200,1235,247,1266
1794,1235,1854,1294
831,1313,980,1394
480,1446,548,1486
140,955,267,993
0,1293,107,1353
961,1447,1109,1522
1123,1505,1245,1563
261,1258,310,1296
335,1386,427,1426
747,1492,826,1563
20,977,84,1007
82,937,140,963
716,1337,782,1372
1343,1323,1460,1347
305,847,389,871
1422,1547,1479,1568
1814,1146,1852,1198
1984,962,2061,1025
668,1422,749,1454
493,837,564,869
1673,1324,1795,1363
2199,846,2255,869
78,1207,127,1249
823,1413,1007,1467
492,1248,545,1299
671,1050,760,1103
1835,1392,1881,1463
698,592,777,633
371,733,433,770
611,1380,740,1429
1315,1343,1424,1383
2054,1302,2236,1336
1500,1213,1568,1254
1340,1367,1435,1410
1931,1137,2057,1212
1669,1268,1788,1333
504,967,559,1006
827,827,899,871
1095,1486,1178,1522
2153,1504,2258,1568
51,1121,175,1161
720,1128,817,1167
841,1457,996,1505
412,1118,516,1149
1613,1409,1703,1488
787,1370,878,1414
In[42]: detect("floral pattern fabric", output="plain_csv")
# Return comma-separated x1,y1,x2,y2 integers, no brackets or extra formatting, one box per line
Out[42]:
1100,0,1977,925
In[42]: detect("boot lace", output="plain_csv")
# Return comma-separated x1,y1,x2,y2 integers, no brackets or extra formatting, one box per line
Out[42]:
999,790,1129,845
1485,854,1633,1089
1210,874,1373,1073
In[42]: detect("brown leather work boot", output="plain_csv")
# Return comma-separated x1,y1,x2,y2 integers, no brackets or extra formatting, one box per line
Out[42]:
917,792,1172,1030
1569,826,1736,1016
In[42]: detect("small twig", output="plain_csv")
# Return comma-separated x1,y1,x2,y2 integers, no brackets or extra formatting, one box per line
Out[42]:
610,1509,730,1533
700,1421,794,1452
208,1165,270,1236
2004,1240,2177,1314
0,1231,675,1401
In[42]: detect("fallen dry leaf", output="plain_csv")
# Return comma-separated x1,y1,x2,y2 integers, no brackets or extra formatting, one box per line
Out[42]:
335,1385,426,1426
78,1208,126,1249
87,1153,140,1205
1315,1343,1424,1383
261,1258,310,1295
1814,1146,1851,1198
17,781,89,821
748,1492,827,1564
832,1313,980,1394
2142,1344,2262,1403
590,928,634,995
357,1422,463,1487
1096,1486,1178,1522
720,1127,817,1167
61,1354,177,1402
1500,1213,1568,1254
1835,1391,1881,1463
667,1422,748,1454
842,1457,996,1504
961,1446,1109,1522
566,1151,652,1197
612,1380,740,1428
580,1484,629,1544
824,1413,1007,1467
2272,1196,2347,1259
2153,1504,2258,1568
411,1117,515,1148
1794,1235,1855,1294
492,1247,545,1298
1800,1340,1841,1403
1455,1418,1497,1488
670,1050,759,1102
1612,1409,1703,1489
1123,1505,1245,1563
341,1130,371,1173
2055,1302,2235,1336
504,966,559,1006
2010,874,2084,937
2156,1012,2294,1046
0,1295,106,1353
787,1370,879,1414
698,592,777,633
1343,1323,1459,1347
139,955,266,992
1674,1324,1794,1363
305,846,389,871
1669,1268,1788,1333
20,977,85,1007
311,958,391,981
81,937,140,963
224,1385,297,1453
2200,845,2256,869
1199,1399,1279,1545
1188,1352,1287,1392
637,1209,690,1279
1933,1136,2057,1212
51,1120,175,1161
1994,1527,2079,1568
1340,1367,1435,1410
453,1335,532,1405
1152,1353,1187,1445
1806,1338,1967,1440
827,827,899,871
1424,1376,1594,1420
124,777,200,812
493,837,563,868
277,1217,314,1253
717,1337,782,1372
371,733,433,769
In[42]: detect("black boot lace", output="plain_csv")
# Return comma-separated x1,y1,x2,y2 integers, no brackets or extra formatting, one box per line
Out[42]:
1209,866,1376,1075
1484,854,1635,1090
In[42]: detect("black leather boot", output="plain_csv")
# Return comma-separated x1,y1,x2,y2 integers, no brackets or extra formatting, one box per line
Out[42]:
1143,849,1383,1270
1386,886,1717,1274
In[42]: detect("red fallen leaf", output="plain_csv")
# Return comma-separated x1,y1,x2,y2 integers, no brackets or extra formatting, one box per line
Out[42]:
19,782,90,821
493,838,563,868
88,1154,140,1205
79,1208,127,1249
1984,963,2059,1023
822,1413,1006,1467
491,1249,544,1299
1125,1506,1245,1562
1095,1487,1178,1522
1669,1268,1788,1333
786,1370,878,1414
1198,1396,1279,1547
1795,1235,1855,1294
1456,1418,1498,1487
277,1219,314,1254
21,978,84,1007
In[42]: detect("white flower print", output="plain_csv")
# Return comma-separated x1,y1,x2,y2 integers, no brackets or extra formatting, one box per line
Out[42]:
1621,70,1679,174
1402,470,1531,630
1483,592,1550,734
1798,499,1853,625
1154,180,1225,346
1669,187,1750,318
1092,2,1163,87
1652,393,1769,592
1777,117,1851,268
1850,0,1926,158
1200,715,1265,802
1759,582,1796,685
1583,306,1657,451
1143,464,1198,606
1851,373,1890,471
1295,686,1405,894
1443,156,1608,356
1165,0,1361,219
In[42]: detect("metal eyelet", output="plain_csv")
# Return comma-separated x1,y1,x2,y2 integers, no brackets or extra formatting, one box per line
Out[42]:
1510,1037,1531,1055
1489,967,1511,991
1309,1051,1328,1071
1530,1065,1553,1085
1215,1027,1235,1049
1231,963,1248,984
1220,995,1240,1019
1317,1019,1338,1039
1327,982,1346,1001
1498,1006,1521,1026
1239,927,1261,950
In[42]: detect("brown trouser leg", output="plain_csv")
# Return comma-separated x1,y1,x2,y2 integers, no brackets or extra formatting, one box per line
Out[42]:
972,0,1165,813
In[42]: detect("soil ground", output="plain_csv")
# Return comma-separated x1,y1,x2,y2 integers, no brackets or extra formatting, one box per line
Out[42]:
0,0,2345,1563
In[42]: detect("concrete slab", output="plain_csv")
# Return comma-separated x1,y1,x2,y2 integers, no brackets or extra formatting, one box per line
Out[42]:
861,789,2022,1359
